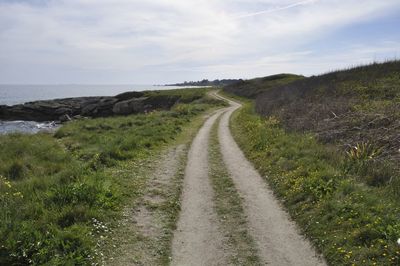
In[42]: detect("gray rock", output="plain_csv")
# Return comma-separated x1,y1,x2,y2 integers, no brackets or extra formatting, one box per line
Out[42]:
112,97,148,115
59,114,72,122
72,115,87,120
115,91,144,101
54,107,73,115
0,91,183,121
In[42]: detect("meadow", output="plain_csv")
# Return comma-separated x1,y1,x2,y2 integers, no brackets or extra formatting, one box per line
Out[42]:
0,88,223,265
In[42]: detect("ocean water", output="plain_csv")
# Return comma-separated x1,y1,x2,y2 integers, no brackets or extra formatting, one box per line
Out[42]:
0,84,181,134
0,84,179,106
0,121,59,135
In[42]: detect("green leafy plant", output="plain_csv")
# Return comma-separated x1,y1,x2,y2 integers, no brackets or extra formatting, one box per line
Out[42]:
346,142,381,161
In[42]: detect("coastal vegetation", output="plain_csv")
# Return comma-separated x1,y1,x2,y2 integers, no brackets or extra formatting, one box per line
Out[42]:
223,60,400,265
166,79,241,87
224,73,304,98
1,60,399,265
0,88,224,265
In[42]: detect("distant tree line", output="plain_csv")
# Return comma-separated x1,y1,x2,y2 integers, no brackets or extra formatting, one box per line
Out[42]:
166,79,242,87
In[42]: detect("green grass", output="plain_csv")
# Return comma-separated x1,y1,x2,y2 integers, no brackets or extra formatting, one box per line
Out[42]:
144,87,209,103
229,99,400,265
0,88,224,265
209,117,261,265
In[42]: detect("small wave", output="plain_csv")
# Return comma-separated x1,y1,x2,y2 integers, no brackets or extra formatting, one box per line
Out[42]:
0,121,60,134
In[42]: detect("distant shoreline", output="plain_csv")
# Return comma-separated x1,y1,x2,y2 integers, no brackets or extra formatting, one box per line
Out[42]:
0,84,185,106
0,87,206,122
164,79,241,87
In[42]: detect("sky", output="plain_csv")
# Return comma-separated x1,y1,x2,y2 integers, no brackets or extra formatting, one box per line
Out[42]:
0,0,399,84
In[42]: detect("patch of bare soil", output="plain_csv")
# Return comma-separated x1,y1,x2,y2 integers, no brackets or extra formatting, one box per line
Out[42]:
111,145,186,266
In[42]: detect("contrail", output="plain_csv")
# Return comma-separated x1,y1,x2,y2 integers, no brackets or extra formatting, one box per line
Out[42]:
234,0,318,19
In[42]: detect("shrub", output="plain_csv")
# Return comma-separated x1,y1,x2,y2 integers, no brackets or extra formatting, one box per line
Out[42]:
343,142,395,186
7,161,25,180
345,142,381,161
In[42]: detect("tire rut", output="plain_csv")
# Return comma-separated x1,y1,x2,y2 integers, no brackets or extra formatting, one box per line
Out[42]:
218,95,326,266
171,110,231,266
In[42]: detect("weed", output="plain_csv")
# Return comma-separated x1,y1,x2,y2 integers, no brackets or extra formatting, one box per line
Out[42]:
343,143,395,186
346,142,381,161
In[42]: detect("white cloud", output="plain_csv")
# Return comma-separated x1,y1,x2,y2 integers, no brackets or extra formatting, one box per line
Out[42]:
0,0,399,83
233,0,318,19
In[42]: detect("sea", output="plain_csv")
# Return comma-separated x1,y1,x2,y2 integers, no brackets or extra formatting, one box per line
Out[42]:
0,84,182,134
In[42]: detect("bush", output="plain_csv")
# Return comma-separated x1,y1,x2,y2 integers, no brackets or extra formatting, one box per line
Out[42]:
343,142,395,186
7,161,25,180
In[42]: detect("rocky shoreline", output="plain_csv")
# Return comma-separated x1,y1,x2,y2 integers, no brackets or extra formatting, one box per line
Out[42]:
0,91,181,122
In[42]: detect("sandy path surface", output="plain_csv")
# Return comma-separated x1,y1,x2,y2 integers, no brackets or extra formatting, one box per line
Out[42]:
111,145,186,266
217,94,326,266
171,110,230,266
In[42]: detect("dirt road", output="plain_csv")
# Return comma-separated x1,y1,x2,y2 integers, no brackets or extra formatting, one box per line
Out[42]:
218,96,325,266
171,110,230,266
171,93,325,265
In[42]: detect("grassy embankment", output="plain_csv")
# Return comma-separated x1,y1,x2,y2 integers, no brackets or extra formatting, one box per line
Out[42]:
223,61,400,265
0,88,224,265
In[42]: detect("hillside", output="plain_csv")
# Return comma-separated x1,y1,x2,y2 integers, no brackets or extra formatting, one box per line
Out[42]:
223,73,304,98
255,61,400,176
224,61,400,178
223,61,400,265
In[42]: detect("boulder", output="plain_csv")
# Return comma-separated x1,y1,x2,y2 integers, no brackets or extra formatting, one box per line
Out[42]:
59,114,72,122
0,105,8,117
81,97,118,117
115,91,145,101
143,95,180,109
112,97,148,115
72,115,87,120
54,107,73,116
